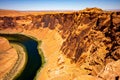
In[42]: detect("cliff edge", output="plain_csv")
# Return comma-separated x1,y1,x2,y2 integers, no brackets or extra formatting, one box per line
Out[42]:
0,8,120,80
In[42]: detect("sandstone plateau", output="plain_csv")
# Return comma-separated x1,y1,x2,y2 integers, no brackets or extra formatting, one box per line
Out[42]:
0,8,120,80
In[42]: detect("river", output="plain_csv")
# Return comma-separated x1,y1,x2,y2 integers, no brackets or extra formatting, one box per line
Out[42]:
0,33,43,80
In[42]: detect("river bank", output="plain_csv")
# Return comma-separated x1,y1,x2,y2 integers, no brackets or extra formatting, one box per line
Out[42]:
0,28,89,80
21,28,82,80
0,33,44,80
1,43,27,80
9,43,27,80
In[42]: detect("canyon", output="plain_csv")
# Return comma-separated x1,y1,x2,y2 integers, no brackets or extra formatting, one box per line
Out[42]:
0,8,120,80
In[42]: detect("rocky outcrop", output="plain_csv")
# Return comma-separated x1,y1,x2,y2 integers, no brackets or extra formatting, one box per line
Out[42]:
0,37,18,79
0,13,75,38
61,12,120,60
0,8,120,78
0,16,16,29
61,11,120,76
97,60,120,80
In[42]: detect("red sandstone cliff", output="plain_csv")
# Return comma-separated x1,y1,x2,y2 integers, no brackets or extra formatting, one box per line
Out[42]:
0,8,120,79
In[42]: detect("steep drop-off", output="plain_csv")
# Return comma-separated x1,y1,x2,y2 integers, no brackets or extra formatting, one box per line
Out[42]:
0,8,120,80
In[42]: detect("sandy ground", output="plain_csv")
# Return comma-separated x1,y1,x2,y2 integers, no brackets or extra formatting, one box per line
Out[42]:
9,43,26,79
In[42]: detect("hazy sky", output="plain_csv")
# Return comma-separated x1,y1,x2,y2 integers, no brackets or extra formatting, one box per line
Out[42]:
0,0,120,10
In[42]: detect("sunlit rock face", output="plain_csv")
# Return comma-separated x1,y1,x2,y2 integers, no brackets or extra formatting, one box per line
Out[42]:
98,60,120,80
61,9,120,76
0,37,18,79
0,8,120,79
0,37,11,51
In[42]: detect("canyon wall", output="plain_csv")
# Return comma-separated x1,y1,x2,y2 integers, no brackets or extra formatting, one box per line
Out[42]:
0,8,120,77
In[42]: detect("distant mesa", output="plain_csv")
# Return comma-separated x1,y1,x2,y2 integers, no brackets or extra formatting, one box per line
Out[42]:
81,7,103,12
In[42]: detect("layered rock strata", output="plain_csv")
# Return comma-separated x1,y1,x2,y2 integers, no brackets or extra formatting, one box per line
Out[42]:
0,8,120,79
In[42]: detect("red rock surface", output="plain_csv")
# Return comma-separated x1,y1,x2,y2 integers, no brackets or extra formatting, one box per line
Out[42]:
0,8,120,80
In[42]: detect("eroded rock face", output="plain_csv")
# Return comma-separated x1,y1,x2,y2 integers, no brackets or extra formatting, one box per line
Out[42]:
0,8,120,78
0,16,16,28
61,11,120,76
98,60,120,80
0,13,76,38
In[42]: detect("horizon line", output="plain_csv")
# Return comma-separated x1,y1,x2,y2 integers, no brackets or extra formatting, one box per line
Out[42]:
0,8,120,12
